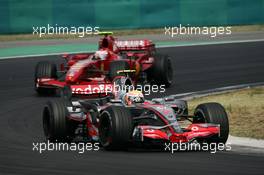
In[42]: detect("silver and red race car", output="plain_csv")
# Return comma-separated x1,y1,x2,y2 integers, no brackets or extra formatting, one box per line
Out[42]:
42,80,229,150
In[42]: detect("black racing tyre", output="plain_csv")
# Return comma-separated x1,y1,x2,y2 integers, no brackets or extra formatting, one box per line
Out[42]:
99,106,133,150
43,99,73,142
149,54,173,87
194,102,229,144
174,100,188,115
35,61,57,95
109,61,130,80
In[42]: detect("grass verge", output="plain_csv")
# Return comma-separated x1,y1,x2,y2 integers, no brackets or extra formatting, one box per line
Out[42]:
188,86,264,139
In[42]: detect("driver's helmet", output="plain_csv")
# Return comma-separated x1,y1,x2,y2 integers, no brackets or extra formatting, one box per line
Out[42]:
94,50,108,60
123,90,145,106
101,36,118,53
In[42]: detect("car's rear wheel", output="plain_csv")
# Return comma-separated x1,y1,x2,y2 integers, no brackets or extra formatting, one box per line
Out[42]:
194,102,229,144
43,99,74,142
99,106,133,150
149,54,173,87
35,61,57,95
109,61,130,80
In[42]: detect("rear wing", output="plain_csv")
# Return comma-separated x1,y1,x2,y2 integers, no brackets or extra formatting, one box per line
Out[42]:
115,40,155,51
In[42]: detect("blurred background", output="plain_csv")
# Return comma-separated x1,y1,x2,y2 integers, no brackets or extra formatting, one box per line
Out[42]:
0,0,264,34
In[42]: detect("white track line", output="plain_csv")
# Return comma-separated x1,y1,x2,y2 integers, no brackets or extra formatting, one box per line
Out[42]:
227,135,264,149
158,38,264,48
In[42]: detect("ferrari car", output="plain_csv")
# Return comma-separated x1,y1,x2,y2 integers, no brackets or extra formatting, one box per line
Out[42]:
34,32,173,96
42,89,229,150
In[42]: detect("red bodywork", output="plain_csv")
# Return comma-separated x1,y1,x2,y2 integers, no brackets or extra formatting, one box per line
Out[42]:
36,36,156,96
139,124,219,143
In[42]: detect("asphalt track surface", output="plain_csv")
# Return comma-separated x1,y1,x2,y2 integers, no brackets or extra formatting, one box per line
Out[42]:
0,41,264,175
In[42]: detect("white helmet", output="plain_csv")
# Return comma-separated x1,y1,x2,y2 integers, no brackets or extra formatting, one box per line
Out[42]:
123,90,144,106
95,50,108,60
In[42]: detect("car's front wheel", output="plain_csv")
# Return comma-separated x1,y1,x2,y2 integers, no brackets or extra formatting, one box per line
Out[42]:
43,99,74,142
194,102,229,144
99,106,133,150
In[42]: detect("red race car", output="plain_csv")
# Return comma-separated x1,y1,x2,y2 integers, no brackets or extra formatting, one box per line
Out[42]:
34,32,173,96
42,89,229,150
